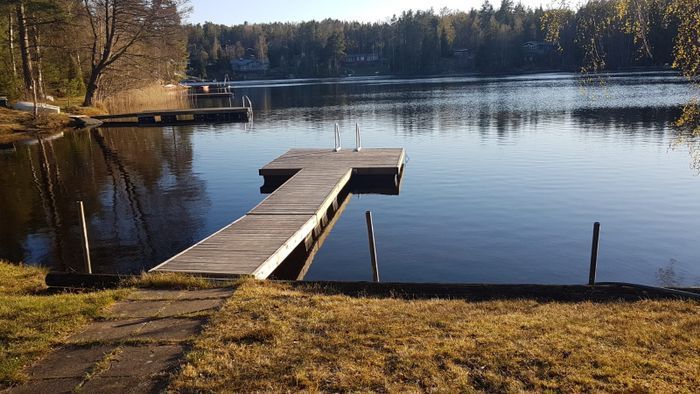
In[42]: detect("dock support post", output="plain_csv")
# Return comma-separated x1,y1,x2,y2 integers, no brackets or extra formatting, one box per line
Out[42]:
365,211,380,282
589,222,600,286
78,201,92,274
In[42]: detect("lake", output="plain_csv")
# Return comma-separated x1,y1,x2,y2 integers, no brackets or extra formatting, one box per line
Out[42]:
1,72,699,286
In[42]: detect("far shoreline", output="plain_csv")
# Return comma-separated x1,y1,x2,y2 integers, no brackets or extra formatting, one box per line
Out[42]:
222,65,679,85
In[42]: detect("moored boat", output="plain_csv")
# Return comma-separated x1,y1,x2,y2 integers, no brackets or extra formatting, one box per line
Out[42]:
12,101,61,114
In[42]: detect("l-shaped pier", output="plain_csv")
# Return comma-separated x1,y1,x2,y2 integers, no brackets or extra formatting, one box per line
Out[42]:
150,148,405,278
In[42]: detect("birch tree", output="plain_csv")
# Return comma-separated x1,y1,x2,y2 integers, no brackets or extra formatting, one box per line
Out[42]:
80,0,187,106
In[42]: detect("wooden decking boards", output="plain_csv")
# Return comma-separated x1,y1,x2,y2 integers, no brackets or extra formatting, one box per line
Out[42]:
151,148,404,279
260,148,405,176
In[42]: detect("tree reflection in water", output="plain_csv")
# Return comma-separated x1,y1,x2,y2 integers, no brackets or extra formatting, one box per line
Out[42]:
0,127,209,273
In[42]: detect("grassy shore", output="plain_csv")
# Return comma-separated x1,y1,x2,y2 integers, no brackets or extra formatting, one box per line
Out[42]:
0,97,109,145
1,86,186,145
173,280,700,393
0,108,74,144
0,261,124,387
2,261,698,391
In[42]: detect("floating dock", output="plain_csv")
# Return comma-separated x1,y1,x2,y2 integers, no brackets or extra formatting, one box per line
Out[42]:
150,148,405,279
93,107,252,126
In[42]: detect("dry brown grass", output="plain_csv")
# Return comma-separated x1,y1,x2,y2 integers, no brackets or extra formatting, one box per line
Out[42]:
173,280,700,393
0,108,72,144
102,84,188,114
50,96,108,116
0,108,32,143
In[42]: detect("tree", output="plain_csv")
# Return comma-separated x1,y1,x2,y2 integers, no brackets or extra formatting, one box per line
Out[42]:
323,31,345,74
665,0,699,82
15,1,34,97
8,13,17,79
80,0,188,106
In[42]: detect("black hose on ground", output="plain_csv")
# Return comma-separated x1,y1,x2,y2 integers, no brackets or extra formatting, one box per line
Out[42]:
596,282,700,301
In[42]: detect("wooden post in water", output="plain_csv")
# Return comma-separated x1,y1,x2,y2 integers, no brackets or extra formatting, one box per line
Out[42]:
78,201,92,274
365,211,380,282
589,222,601,286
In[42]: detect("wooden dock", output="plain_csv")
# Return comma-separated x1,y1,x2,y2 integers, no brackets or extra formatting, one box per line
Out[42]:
93,107,252,126
188,92,235,99
150,148,405,279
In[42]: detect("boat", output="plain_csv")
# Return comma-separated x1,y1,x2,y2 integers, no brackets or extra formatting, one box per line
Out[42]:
12,101,61,114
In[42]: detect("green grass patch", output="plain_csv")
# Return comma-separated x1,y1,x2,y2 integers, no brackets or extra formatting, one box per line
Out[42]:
0,263,46,296
0,261,124,387
172,280,700,393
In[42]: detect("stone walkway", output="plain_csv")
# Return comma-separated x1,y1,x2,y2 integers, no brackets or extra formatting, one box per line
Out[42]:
7,288,233,394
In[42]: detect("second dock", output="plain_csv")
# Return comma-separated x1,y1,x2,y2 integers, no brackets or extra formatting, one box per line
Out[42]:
93,107,252,126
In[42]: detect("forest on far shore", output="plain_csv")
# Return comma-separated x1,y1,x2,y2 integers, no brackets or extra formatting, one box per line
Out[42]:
186,0,681,80
0,0,696,106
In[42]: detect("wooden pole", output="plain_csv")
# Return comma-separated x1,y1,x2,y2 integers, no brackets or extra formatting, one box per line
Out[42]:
78,201,92,274
365,211,379,282
589,222,600,286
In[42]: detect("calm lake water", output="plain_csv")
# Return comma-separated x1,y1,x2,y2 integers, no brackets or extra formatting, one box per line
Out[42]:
1,72,699,286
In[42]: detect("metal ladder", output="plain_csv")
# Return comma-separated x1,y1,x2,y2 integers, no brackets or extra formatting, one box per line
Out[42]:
333,123,362,152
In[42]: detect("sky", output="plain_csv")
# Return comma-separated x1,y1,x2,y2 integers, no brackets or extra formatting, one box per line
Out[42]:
188,0,553,25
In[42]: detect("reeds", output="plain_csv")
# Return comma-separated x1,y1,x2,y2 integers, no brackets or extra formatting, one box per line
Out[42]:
102,84,189,114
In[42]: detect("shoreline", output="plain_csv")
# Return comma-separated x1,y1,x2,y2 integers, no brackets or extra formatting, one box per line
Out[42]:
0,108,73,147
0,105,107,148
3,263,699,391
226,66,677,84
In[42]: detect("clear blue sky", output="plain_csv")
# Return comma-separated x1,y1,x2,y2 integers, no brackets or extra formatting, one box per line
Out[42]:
188,0,551,25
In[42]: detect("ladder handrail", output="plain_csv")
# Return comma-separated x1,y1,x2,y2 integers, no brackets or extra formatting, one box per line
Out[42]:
242,95,253,110
355,123,362,152
334,123,341,152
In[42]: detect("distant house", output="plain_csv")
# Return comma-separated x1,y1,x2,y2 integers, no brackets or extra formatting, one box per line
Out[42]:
522,41,557,65
231,57,269,74
522,41,555,56
452,49,472,58
342,53,380,65
451,48,475,70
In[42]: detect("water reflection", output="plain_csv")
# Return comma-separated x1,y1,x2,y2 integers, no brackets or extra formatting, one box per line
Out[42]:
0,127,208,273
271,191,354,281
270,175,402,281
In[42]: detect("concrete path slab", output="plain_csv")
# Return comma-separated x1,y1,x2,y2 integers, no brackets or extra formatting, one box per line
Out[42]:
79,375,167,394
70,318,151,343
27,345,114,379
8,287,233,393
99,345,184,378
8,377,83,394
156,298,225,317
135,317,206,341
108,300,173,318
